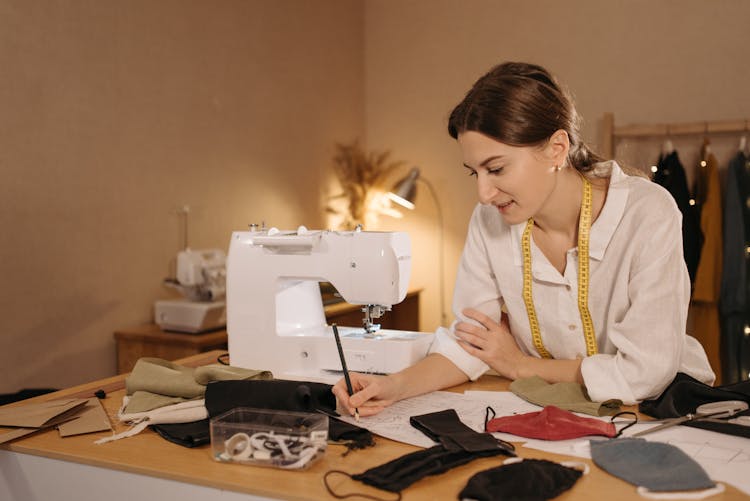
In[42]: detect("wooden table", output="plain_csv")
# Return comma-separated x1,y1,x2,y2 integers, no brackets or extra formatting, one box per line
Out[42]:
1,351,746,501
114,289,421,374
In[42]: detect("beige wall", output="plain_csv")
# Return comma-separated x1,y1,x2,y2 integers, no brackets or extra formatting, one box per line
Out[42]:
0,0,364,393
364,0,750,333
3,1,749,393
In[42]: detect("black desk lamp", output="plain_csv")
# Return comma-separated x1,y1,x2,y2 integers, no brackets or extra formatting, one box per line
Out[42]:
386,167,447,326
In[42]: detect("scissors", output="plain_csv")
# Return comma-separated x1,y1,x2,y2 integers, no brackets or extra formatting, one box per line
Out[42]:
632,400,749,437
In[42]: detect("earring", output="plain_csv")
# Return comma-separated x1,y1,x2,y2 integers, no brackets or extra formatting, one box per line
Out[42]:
554,165,561,172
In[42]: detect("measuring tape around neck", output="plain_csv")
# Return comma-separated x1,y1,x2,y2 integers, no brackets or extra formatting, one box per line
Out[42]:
521,176,597,358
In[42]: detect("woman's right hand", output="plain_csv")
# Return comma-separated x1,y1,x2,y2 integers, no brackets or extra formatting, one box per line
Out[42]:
331,372,400,418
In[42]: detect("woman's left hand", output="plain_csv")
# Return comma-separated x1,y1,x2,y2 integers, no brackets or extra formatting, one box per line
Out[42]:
455,308,527,380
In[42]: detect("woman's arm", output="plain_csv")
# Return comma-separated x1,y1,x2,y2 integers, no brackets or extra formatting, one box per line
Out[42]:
453,185,713,404
332,353,468,417
517,356,583,383
580,190,713,403
455,308,583,384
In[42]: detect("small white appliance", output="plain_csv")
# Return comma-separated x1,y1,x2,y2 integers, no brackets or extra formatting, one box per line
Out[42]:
155,248,227,333
226,225,434,380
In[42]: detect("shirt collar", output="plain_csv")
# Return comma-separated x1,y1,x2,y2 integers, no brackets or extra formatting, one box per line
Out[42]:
589,160,628,261
510,160,629,267
510,220,525,267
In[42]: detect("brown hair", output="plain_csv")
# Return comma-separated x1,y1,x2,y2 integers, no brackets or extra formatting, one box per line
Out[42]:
448,62,604,173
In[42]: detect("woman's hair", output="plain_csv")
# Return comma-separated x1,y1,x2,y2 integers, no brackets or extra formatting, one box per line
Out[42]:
448,62,604,173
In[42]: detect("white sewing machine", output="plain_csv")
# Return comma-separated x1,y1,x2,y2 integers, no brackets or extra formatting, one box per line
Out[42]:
154,248,227,333
226,226,434,380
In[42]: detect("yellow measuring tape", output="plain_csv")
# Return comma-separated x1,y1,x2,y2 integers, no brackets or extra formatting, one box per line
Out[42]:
521,176,598,358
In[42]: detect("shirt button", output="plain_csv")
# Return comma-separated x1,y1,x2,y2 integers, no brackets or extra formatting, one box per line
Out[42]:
565,285,572,291
568,324,577,331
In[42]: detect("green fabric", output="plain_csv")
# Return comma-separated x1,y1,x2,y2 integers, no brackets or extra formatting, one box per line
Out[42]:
123,357,272,414
193,364,271,385
125,358,205,398
125,391,192,413
510,376,622,416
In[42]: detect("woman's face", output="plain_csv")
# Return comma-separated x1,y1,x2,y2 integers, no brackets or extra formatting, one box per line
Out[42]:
457,130,561,226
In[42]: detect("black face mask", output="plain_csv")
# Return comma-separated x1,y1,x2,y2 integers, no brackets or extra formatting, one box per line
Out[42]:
323,444,511,500
324,409,515,498
354,445,510,493
459,459,584,501
410,408,514,453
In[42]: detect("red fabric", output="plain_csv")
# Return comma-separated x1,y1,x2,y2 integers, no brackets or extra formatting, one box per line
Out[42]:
486,405,616,440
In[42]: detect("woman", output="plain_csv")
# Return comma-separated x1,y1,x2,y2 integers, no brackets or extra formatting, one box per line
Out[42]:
333,62,714,416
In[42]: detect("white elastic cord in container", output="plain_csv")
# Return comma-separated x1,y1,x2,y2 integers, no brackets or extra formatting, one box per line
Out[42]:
222,433,253,461
221,431,325,470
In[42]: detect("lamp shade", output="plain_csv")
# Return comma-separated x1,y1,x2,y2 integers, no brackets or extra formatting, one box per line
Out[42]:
386,167,420,210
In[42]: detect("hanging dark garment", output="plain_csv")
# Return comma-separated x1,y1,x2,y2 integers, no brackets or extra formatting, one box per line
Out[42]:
720,151,750,383
653,151,703,285
691,141,724,378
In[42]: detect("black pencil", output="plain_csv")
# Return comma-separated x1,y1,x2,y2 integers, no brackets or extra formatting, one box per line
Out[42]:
332,323,359,421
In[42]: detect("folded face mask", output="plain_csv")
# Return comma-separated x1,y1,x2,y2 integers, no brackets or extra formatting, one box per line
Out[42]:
324,442,514,497
486,405,616,440
459,458,584,501
319,408,516,497
353,445,509,493
590,437,721,497
411,408,514,453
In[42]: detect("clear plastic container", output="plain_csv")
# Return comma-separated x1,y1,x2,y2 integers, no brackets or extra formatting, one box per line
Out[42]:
210,407,328,470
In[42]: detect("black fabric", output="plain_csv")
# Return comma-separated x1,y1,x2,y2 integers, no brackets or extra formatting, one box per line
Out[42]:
0,388,58,406
459,459,583,501
149,379,374,450
410,409,506,453
327,415,375,451
342,409,514,493
204,379,337,417
639,372,750,438
150,415,372,450
151,419,210,447
352,445,512,493
653,151,703,286
719,151,750,384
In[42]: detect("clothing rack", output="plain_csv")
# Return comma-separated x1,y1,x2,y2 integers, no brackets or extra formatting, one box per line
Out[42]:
601,112,749,158
601,113,750,386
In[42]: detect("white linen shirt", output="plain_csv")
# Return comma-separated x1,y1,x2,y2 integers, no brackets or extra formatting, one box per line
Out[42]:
429,161,715,404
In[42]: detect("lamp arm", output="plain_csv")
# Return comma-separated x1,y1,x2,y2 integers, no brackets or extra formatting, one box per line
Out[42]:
418,177,447,326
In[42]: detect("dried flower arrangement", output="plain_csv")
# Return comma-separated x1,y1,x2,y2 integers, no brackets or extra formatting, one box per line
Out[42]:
327,140,405,229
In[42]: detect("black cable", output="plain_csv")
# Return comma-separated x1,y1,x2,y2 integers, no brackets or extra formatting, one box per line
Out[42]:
216,352,230,365
610,411,638,437
483,405,496,432
322,470,401,501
